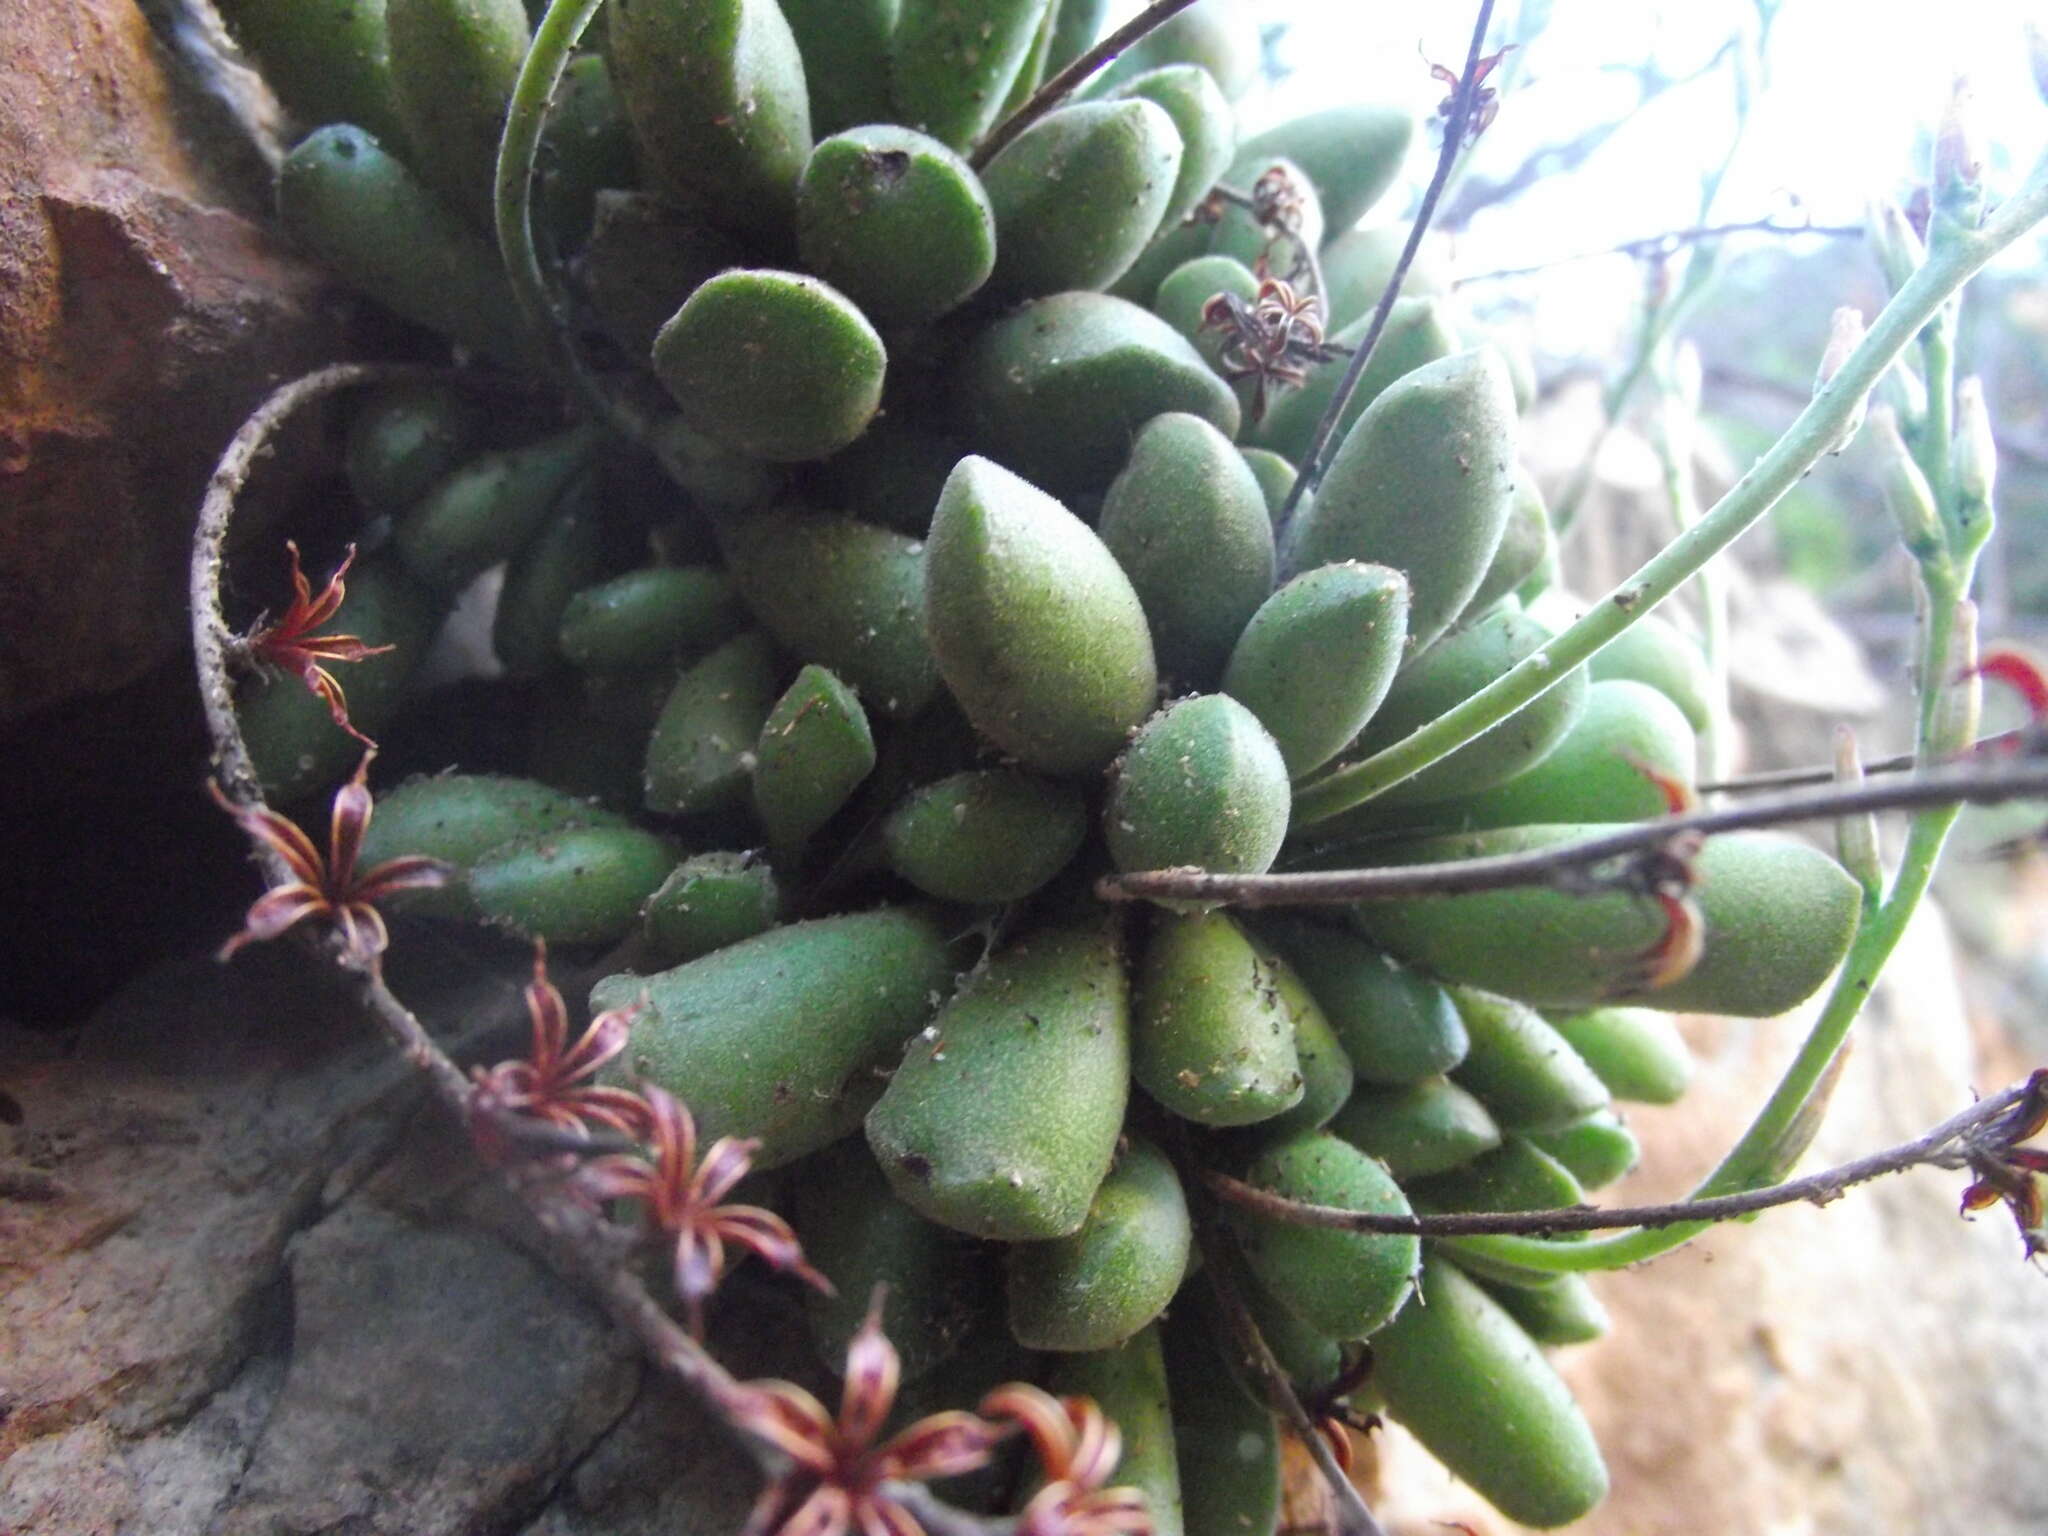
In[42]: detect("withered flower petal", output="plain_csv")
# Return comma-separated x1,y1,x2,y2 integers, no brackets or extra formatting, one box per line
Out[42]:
212,751,449,969
720,1300,1006,1536
243,542,395,744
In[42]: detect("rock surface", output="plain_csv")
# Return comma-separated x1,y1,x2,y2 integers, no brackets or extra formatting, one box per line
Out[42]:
0,0,346,723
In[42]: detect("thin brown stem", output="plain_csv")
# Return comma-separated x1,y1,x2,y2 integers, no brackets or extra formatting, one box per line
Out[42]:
1204,1076,2033,1237
191,365,774,1477
1456,217,1863,285
1697,731,2029,793
191,363,440,855
970,0,1202,169
1097,751,2048,907
1272,0,1498,544
1193,1221,1388,1536
351,965,749,1417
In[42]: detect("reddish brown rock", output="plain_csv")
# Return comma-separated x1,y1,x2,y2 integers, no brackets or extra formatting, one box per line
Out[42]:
0,0,346,723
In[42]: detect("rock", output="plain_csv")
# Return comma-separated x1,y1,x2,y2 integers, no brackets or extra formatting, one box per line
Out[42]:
0,0,347,723
0,1353,287,1536
0,929,518,1461
521,1288,815,1536
210,1201,637,1536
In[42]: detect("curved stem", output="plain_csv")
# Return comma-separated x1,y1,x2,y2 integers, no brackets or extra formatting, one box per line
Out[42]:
1409,440,2001,1280
191,360,761,1470
969,0,1202,170
191,362,435,848
495,0,622,426
1291,149,2048,829
1443,808,1958,1276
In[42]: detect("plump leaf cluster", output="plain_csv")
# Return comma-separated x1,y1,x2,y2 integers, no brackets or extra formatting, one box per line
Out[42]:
213,2,1870,1529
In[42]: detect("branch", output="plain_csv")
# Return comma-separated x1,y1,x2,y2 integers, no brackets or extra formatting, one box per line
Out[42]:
1099,751,2048,907
1191,1219,1389,1536
1272,0,1498,543
1456,216,1863,285
192,365,1040,1536
191,362,448,853
1695,733,2029,794
969,0,1202,170
189,357,770,1464
1203,1074,2035,1237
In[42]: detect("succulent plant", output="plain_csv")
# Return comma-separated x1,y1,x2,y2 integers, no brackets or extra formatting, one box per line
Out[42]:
196,3,2048,1533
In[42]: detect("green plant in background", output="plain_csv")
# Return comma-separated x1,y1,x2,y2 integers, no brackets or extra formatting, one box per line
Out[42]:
192,1,2048,1532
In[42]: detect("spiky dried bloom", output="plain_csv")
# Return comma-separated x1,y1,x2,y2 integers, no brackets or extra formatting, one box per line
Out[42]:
469,947,655,1157
212,751,449,970
981,1384,1153,1536
241,542,394,744
578,1085,832,1334
719,1298,1003,1536
1959,1069,2048,1263
1201,277,1347,422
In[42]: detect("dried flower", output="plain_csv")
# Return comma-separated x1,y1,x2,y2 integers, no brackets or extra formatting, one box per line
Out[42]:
1424,42,1517,143
212,751,449,969
1201,277,1348,422
470,946,654,1157
1959,1069,2048,1263
578,1085,832,1333
720,1296,1002,1536
1249,164,1310,240
241,542,394,744
981,1384,1152,1536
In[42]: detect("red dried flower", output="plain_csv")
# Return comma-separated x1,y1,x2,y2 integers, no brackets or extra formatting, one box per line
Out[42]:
212,751,449,970
1959,1068,2048,1263
1424,43,1517,142
242,541,393,745
469,946,655,1157
578,1085,832,1333
981,1384,1153,1536
719,1296,1002,1536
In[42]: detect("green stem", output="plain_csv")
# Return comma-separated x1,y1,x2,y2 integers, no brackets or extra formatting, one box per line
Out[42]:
1293,149,2048,830
1444,744,1963,1278
1914,306,1955,504
495,0,617,424
1437,394,1996,1280
1654,350,1733,783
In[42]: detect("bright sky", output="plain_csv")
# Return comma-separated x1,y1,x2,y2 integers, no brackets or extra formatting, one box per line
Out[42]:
1109,0,2048,343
